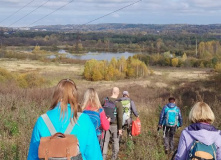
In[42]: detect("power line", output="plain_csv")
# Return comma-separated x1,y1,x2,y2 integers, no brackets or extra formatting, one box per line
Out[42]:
83,0,142,25
7,0,50,27
28,0,141,28
0,0,35,24
27,0,75,27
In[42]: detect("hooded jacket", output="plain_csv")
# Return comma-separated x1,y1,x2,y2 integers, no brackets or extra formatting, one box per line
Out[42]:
175,123,221,160
158,103,182,127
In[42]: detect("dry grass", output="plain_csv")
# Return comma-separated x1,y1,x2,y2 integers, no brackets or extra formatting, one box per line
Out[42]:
0,60,82,73
0,60,221,160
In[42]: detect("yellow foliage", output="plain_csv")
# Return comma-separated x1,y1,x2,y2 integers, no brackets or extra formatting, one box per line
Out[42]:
200,62,204,68
92,68,103,81
32,45,41,54
0,67,13,82
83,56,150,81
215,63,221,72
171,58,179,67
83,59,97,80
0,67,47,88
182,53,187,61
17,72,46,88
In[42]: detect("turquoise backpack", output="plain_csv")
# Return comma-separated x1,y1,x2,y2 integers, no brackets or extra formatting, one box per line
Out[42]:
164,106,179,127
189,140,216,160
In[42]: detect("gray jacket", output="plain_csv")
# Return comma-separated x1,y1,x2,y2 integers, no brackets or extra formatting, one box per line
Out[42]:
119,97,139,117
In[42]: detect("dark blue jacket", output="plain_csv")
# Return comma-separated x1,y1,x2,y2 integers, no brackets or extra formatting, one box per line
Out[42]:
158,103,182,127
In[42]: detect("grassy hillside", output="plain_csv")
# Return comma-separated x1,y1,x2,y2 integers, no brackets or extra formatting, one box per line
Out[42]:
0,60,221,160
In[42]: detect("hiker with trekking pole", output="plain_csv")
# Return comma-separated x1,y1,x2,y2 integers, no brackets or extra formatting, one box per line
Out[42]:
158,97,183,154
101,87,123,160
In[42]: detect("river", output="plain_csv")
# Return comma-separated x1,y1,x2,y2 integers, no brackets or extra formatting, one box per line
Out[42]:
48,50,137,61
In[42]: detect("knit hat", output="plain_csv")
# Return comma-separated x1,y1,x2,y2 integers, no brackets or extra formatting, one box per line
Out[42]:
123,91,129,96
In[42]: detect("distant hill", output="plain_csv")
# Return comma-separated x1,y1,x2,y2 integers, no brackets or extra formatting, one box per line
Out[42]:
30,23,221,34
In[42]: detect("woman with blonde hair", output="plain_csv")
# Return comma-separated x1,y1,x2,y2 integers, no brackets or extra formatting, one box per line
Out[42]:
28,79,102,160
175,102,221,160
82,88,110,139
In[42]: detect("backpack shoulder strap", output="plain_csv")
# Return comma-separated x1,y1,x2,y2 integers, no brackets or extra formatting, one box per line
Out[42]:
65,112,82,134
98,108,103,113
41,113,57,135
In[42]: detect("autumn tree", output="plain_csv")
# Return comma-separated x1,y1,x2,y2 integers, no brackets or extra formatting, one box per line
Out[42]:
171,58,179,67
32,45,41,54
84,59,97,80
84,56,149,81
182,52,187,61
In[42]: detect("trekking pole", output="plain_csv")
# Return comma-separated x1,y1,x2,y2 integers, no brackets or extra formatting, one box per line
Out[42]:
171,149,177,160
101,130,106,154
157,127,161,136
163,125,166,138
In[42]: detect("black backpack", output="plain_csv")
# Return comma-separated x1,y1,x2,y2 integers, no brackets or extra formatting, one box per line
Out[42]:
102,97,117,123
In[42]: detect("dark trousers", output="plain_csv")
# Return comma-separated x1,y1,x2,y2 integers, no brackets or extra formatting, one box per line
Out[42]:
164,126,176,151
123,118,132,136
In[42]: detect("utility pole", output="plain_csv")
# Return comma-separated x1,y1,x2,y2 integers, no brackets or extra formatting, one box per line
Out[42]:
0,27,2,49
196,37,198,57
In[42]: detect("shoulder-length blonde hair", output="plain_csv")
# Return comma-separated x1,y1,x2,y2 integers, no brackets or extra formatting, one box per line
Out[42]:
50,79,81,120
81,88,101,111
189,102,215,124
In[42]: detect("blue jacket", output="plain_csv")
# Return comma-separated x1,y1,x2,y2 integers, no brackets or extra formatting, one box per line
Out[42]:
27,104,102,160
158,103,182,127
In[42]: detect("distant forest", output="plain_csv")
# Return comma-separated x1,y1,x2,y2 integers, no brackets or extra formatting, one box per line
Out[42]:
0,24,221,56
1,24,221,69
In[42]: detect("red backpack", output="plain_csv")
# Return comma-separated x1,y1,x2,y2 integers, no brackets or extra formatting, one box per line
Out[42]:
132,117,141,136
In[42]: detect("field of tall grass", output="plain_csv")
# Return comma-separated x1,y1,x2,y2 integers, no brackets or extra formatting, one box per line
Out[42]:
0,60,221,160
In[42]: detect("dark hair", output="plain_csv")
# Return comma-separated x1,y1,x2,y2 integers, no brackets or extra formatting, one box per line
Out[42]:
168,97,175,103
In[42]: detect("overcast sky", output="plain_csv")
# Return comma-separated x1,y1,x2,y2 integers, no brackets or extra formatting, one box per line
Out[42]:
0,0,221,27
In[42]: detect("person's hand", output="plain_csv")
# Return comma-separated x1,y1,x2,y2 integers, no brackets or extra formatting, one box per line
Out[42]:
158,125,162,129
119,129,122,135
107,117,111,122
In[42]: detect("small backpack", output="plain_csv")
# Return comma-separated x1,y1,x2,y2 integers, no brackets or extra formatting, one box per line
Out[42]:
102,97,117,123
121,99,131,125
164,106,179,127
83,108,103,136
38,113,83,160
189,140,217,160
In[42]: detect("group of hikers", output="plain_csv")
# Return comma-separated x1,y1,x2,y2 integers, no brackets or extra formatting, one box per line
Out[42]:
158,97,221,160
27,79,139,160
27,78,221,160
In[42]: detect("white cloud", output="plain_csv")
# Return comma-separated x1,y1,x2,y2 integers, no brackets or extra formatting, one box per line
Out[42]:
0,0,221,26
